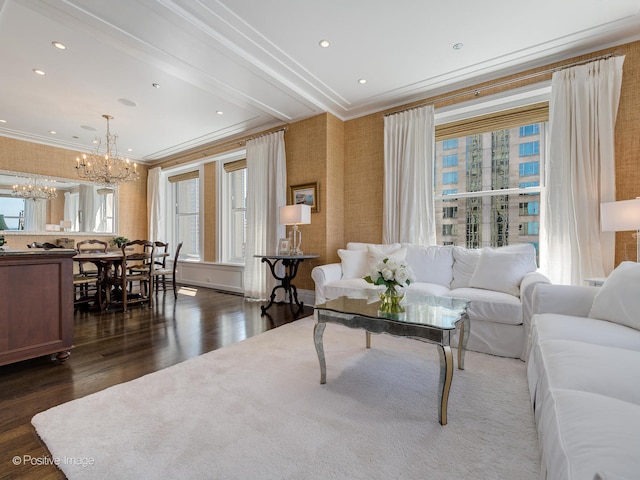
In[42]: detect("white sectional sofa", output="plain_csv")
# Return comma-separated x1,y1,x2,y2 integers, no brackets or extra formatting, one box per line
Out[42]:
311,242,550,359
527,262,640,479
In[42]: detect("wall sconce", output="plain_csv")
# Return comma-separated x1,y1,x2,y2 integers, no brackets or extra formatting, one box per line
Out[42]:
601,198,640,262
279,204,311,255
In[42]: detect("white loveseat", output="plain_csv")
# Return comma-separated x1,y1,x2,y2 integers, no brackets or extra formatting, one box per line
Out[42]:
311,242,551,359
527,262,640,479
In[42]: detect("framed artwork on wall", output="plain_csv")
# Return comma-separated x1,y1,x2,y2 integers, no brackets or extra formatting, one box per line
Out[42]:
290,182,319,213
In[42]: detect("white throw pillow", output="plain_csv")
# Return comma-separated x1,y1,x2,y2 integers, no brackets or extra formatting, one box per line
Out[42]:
468,244,537,297
338,249,368,279
588,261,640,331
346,242,401,252
366,244,407,268
451,247,482,289
403,244,454,287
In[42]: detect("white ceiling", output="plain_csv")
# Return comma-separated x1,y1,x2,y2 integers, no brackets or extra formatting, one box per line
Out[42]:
0,0,638,163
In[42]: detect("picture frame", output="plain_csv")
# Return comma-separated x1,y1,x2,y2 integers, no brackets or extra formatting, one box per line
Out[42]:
278,237,291,255
289,182,319,213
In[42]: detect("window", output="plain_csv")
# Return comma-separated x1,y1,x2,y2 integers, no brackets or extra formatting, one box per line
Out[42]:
442,139,458,150
519,222,539,235
171,173,200,259
519,141,539,157
442,154,458,167
443,206,457,218
442,224,457,236
434,118,545,251
519,124,540,137
519,201,539,215
0,196,24,230
442,171,458,184
519,161,539,177
222,163,247,263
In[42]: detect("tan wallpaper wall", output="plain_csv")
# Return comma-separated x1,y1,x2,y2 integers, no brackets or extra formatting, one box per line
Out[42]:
203,162,217,262
0,136,149,243
284,114,329,290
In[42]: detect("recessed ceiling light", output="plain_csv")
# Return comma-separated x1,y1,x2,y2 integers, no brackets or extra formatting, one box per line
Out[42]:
81,125,96,131
33,69,46,76
152,83,160,88
49,130,56,134
118,98,137,107
52,41,67,50
358,78,367,84
127,148,133,152
319,39,330,48
92,139,98,144
453,43,464,50
0,119,6,123
216,110,224,115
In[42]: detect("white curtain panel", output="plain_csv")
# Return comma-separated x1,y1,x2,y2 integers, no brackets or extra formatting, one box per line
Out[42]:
23,199,46,231
79,184,99,232
383,105,436,245
63,191,79,231
147,167,163,242
244,130,287,300
542,56,625,285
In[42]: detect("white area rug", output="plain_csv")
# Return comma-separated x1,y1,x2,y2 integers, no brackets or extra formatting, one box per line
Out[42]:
33,317,540,479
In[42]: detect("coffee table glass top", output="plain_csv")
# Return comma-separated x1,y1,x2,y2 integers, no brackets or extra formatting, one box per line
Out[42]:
315,291,469,330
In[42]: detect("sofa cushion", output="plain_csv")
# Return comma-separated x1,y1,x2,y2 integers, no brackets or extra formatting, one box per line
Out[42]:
405,282,451,297
403,244,453,287
536,389,640,480
446,287,522,325
534,339,640,406
337,249,369,279
468,244,537,297
588,261,640,331
325,278,372,300
530,313,640,353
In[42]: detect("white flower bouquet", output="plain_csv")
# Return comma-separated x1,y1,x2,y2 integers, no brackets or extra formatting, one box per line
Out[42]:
364,257,415,291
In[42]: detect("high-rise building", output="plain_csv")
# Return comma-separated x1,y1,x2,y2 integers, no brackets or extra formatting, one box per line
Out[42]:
434,123,543,256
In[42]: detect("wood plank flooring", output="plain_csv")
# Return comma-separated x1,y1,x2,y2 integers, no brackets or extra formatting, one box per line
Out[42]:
0,287,312,480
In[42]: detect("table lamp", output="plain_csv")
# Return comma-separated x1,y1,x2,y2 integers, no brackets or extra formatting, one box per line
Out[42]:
279,204,311,255
601,198,640,262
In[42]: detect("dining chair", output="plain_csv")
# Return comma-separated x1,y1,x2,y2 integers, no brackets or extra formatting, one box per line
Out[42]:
105,240,155,312
73,239,108,308
152,242,183,299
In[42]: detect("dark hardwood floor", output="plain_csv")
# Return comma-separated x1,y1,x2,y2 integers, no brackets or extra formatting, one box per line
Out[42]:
0,286,312,480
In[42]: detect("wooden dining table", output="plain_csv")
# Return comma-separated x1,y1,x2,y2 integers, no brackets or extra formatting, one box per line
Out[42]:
72,250,169,310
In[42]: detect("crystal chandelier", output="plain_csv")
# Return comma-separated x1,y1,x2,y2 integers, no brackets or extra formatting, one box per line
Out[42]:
75,114,139,186
12,177,58,201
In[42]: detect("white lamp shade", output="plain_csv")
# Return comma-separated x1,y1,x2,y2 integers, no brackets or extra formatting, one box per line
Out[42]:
279,204,311,225
601,199,640,232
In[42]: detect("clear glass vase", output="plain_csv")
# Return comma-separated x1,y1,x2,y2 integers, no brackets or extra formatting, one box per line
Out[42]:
379,285,405,315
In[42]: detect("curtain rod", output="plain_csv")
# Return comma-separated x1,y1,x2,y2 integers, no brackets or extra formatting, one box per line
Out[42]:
383,52,617,117
236,126,288,145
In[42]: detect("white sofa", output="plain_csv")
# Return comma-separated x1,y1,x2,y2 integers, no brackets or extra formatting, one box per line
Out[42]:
311,242,550,359
527,262,640,479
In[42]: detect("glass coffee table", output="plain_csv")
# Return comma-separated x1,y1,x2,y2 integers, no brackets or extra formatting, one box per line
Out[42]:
314,292,470,425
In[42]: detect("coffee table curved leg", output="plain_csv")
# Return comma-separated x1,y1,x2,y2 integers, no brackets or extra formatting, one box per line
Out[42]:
437,344,454,425
314,321,327,384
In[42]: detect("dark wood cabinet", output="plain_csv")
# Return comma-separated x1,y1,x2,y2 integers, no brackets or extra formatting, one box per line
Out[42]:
0,249,75,366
